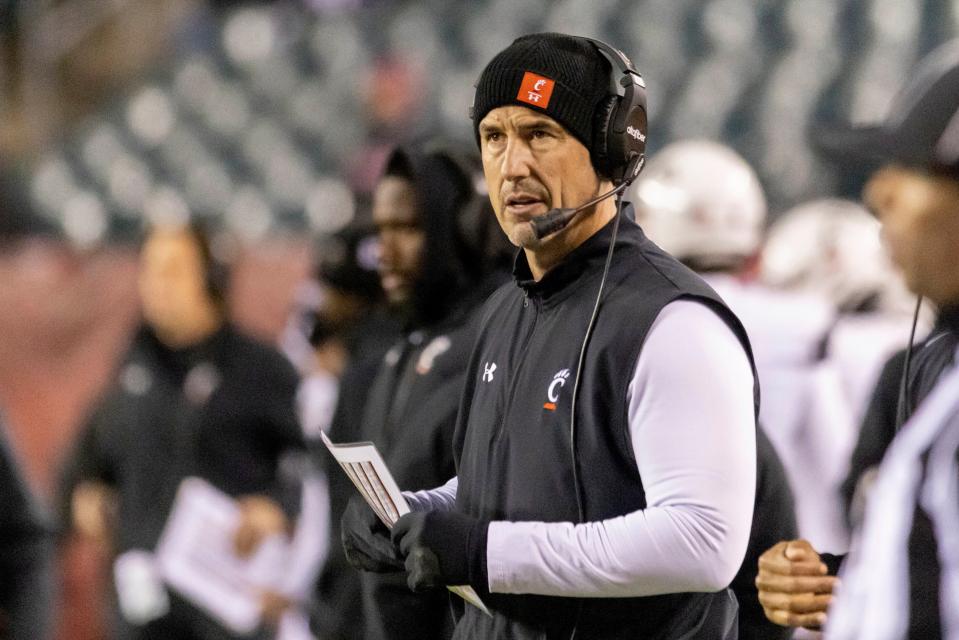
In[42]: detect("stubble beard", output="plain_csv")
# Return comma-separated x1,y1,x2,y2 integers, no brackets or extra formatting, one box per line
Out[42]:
509,220,541,249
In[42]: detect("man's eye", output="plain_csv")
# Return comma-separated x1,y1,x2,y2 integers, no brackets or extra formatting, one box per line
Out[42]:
532,129,550,139
486,132,502,142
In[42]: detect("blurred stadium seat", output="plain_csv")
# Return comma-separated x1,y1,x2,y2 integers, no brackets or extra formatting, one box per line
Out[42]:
2,0,957,247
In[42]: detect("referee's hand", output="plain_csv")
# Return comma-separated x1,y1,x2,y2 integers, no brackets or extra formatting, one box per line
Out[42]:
756,539,837,630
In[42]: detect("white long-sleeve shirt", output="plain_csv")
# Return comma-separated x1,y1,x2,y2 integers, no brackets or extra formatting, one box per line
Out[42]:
405,299,756,598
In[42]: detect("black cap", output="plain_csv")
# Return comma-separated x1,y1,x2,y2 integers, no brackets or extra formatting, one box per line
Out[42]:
815,40,959,177
471,33,612,157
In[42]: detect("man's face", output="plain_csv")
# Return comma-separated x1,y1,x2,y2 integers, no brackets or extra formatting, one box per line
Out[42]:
479,105,601,248
864,165,959,306
138,227,218,339
372,175,425,306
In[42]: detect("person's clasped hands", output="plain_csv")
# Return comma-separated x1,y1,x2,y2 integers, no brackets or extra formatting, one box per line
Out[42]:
341,496,405,572
756,539,838,629
341,496,490,592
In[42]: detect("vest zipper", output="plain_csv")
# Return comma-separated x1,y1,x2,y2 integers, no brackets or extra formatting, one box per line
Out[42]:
493,295,538,443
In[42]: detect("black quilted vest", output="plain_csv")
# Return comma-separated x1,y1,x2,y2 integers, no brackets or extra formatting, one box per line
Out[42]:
452,207,758,639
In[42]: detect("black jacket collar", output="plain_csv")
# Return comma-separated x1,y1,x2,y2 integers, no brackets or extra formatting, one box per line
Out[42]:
938,303,959,335
513,203,640,301
136,322,231,383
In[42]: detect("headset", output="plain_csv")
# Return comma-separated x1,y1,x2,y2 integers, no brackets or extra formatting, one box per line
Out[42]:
468,36,648,240
469,36,648,187
528,38,648,241
896,295,925,430
583,36,648,187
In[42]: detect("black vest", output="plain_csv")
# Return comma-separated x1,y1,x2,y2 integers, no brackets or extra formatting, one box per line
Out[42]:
453,209,758,639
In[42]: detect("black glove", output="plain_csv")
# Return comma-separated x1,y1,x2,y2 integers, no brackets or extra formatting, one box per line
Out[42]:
341,496,404,573
390,510,489,592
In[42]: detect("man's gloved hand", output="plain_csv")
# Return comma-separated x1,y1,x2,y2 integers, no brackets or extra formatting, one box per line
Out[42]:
341,496,404,573
390,510,489,593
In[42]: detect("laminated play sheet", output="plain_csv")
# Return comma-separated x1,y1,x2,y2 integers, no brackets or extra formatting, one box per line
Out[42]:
320,431,491,616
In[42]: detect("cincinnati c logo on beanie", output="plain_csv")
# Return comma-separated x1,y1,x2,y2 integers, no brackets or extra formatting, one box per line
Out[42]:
517,71,555,109
472,33,615,153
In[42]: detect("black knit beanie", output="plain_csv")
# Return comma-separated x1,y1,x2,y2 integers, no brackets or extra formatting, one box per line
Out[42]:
471,33,612,156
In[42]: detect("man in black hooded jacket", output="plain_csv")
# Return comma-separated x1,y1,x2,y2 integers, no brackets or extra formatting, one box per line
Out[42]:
321,141,509,640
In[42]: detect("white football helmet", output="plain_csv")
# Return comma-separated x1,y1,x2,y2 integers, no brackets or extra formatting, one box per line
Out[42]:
632,140,767,267
761,198,910,313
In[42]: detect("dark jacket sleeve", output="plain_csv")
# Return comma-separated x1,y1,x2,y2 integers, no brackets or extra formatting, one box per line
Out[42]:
256,350,308,517
0,420,54,640
55,398,120,536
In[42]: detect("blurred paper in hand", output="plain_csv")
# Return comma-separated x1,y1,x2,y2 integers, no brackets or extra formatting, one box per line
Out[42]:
320,431,491,616
154,477,291,634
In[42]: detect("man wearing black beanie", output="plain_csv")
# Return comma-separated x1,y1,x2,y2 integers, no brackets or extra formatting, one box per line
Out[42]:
344,33,758,639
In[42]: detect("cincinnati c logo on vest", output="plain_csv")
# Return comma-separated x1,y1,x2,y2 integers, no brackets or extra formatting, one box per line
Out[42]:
543,369,571,411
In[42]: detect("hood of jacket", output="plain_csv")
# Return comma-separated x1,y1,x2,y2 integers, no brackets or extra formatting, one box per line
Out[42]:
383,143,493,328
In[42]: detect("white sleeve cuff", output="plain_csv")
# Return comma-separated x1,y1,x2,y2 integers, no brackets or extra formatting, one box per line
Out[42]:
402,476,458,512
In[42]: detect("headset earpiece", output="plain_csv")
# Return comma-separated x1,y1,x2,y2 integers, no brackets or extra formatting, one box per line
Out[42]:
582,37,648,186
592,95,620,179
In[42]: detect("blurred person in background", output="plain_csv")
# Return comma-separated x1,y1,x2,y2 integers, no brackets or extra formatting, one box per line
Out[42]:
632,139,798,640
762,199,917,546
234,222,394,640
325,140,508,640
254,224,390,640
269,223,388,640
756,40,959,639
0,413,54,640
296,223,392,441
59,220,306,640
310,227,404,640
761,198,918,425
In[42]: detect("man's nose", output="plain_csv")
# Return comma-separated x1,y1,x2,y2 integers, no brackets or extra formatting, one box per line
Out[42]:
501,138,533,182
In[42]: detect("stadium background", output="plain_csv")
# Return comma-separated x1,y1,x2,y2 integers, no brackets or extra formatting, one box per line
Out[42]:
0,0,951,637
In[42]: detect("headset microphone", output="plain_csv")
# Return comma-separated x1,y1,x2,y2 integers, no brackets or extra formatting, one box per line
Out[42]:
529,155,642,241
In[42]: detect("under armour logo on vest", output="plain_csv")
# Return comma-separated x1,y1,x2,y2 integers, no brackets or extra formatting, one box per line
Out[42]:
482,362,497,383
